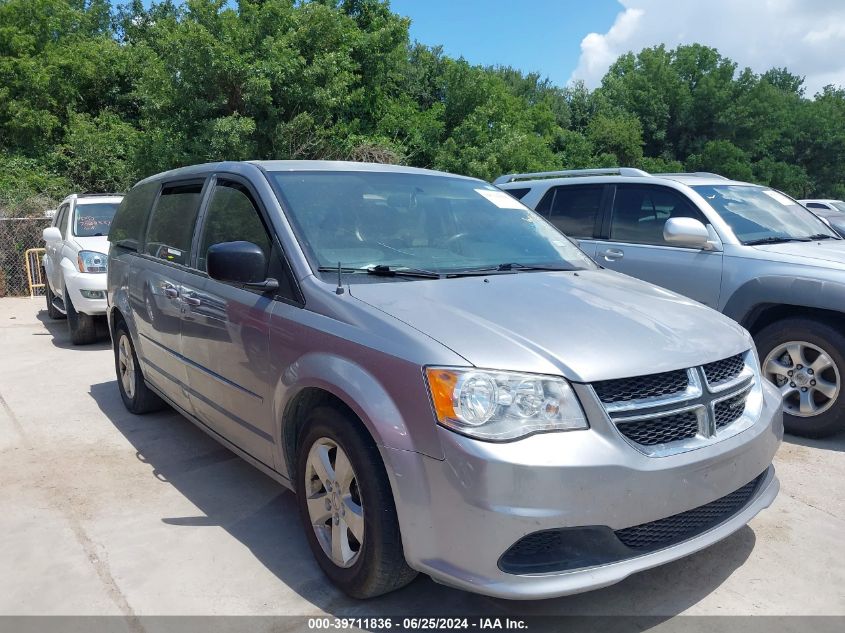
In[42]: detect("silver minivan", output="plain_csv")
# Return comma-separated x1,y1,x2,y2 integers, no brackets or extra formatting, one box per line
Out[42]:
107,161,782,599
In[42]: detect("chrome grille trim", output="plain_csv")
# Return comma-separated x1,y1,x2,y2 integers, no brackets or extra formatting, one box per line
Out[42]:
591,350,762,457
601,369,702,414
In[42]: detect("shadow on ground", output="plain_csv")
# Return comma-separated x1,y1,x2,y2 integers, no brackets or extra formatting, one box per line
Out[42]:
88,379,756,625
784,431,845,453
35,308,110,351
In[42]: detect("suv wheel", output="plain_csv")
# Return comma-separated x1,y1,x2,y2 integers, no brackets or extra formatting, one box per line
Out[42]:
113,323,165,414
66,289,99,345
295,406,417,598
756,317,845,437
45,282,65,320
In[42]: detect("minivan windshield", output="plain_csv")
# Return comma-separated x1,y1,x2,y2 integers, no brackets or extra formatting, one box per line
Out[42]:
693,185,838,244
270,171,596,276
73,202,120,237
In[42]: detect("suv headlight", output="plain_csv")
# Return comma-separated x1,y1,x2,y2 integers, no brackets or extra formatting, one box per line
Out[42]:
425,367,588,441
77,251,107,273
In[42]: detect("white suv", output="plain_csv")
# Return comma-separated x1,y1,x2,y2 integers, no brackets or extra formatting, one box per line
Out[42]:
42,193,123,344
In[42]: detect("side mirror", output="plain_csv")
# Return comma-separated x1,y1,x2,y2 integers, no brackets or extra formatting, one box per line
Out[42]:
207,241,279,291
663,217,711,249
43,227,62,243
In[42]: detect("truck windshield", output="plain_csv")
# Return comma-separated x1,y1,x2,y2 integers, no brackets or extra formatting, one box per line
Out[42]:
693,185,838,244
270,171,596,276
74,202,120,237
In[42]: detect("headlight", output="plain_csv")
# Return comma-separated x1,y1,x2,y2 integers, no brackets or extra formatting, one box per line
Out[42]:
77,251,107,273
425,367,588,441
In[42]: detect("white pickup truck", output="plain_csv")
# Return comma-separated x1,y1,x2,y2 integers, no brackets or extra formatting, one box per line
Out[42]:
42,193,123,344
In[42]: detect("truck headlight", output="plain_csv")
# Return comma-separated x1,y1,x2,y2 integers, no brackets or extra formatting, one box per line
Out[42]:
425,367,588,441
77,251,108,273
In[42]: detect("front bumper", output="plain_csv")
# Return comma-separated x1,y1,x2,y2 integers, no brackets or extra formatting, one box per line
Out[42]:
64,269,107,315
384,379,782,599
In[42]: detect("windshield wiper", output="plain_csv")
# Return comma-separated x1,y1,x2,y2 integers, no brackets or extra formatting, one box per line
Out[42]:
743,236,812,245
448,263,576,276
317,265,442,279
805,233,839,241
366,265,442,279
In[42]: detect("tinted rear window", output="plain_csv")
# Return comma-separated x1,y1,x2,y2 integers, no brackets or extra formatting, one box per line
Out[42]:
144,182,204,265
109,182,159,250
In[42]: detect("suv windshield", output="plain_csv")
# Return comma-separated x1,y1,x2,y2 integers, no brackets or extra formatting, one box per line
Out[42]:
74,202,120,237
270,171,595,276
693,185,838,244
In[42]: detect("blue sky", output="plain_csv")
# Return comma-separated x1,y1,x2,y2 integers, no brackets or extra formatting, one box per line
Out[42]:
389,0,620,88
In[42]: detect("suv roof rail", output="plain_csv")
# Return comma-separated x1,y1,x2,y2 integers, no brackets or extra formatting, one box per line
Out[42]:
78,192,123,197
493,167,650,185
653,172,729,180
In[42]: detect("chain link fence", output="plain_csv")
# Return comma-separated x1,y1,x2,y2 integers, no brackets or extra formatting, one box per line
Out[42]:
0,217,52,297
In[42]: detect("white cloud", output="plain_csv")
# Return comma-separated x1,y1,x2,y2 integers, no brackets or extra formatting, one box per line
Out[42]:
570,0,845,96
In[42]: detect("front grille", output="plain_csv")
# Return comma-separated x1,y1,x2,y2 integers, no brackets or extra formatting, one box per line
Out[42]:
714,389,749,429
615,472,764,550
616,410,699,446
703,354,744,387
593,369,688,404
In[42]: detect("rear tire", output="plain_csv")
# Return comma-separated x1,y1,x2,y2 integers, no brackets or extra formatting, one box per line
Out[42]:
66,289,98,345
113,322,165,414
295,406,417,598
45,282,65,320
755,317,845,438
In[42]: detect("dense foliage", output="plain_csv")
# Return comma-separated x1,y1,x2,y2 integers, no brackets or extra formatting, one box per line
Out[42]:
2,0,845,216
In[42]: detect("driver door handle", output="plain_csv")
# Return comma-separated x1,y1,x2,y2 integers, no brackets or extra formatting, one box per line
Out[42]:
600,248,624,261
163,284,179,299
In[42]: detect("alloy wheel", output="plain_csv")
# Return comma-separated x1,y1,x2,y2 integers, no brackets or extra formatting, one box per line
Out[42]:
763,340,840,417
118,334,136,400
304,438,364,568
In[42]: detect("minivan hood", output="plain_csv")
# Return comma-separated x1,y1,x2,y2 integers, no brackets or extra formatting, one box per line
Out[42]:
72,235,110,253
350,270,750,383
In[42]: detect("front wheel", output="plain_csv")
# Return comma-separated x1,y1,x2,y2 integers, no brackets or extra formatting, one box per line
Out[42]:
756,317,845,437
295,407,417,598
66,289,98,345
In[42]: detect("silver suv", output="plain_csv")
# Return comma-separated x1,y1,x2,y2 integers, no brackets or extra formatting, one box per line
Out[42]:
107,161,781,599
498,168,845,438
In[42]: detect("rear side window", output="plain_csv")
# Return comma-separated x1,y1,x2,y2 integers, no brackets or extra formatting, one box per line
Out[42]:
503,188,530,200
109,182,159,250
806,202,829,209
144,182,204,265
537,185,603,238
197,181,272,272
611,185,706,246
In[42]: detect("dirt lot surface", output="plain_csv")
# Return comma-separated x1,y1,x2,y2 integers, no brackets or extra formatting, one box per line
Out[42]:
1,296,843,621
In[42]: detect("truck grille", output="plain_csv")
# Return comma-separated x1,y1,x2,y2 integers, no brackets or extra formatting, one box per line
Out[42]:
615,471,764,550
616,410,699,446
592,351,757,456
593,369,688,404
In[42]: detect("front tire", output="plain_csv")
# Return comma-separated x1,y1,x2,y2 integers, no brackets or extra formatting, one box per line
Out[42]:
66,289,98,345
756,317,845,437
113,323,165,414
295,406,417,598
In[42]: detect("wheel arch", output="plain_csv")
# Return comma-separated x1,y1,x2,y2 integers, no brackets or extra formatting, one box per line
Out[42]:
274,353,427,481
723,276,845,335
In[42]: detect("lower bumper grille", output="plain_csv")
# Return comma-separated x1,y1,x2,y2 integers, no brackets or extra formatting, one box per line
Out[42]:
498,470,767,575
615,472,764,550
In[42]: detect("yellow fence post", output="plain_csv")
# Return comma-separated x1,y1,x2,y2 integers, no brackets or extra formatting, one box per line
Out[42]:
24,248,46,298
